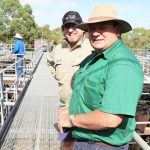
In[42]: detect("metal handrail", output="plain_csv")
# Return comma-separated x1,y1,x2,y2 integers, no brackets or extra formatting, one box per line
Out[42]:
133,131,150,150
0,46,43,128
136,122,150,125
0,47,150,149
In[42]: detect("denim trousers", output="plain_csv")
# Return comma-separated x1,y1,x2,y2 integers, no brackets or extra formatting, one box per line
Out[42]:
17,56,23,77
73,141,128,150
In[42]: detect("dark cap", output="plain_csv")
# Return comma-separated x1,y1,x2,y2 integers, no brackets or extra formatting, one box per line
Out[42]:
62,11,82,29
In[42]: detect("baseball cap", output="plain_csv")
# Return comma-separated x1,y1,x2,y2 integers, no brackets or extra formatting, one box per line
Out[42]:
62,11,82,29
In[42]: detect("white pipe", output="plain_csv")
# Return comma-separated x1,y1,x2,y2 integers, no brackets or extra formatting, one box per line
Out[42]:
133,131,150,150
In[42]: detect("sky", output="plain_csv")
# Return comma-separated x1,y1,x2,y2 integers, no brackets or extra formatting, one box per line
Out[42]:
20,0,150,30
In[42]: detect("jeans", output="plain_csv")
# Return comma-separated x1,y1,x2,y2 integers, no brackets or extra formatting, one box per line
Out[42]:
17,56,23,77
73,141,128,150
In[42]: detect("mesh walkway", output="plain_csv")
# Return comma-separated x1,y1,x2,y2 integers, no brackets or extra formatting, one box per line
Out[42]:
0,53,61,150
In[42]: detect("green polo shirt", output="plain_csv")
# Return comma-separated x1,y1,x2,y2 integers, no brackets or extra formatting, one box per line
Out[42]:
69,39,144,146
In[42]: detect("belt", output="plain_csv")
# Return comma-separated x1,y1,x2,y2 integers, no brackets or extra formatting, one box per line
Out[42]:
76,139,117,148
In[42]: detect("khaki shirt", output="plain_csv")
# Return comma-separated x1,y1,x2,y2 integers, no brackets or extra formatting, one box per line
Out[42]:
47,36,93,107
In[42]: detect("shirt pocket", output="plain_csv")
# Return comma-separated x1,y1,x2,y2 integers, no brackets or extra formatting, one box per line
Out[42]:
55,61,64,81
82,77,105,109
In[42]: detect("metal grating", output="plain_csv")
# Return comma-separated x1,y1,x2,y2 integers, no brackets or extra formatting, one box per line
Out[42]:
0,53,61,150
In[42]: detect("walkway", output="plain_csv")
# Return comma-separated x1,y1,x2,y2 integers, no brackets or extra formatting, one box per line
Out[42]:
0,51,149,150
0,53,60,150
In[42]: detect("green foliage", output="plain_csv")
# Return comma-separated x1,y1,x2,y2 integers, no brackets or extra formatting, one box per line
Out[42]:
122,28,150,50
0,0,150,50
50,27,64,44
37,25,63,45
0,0,38,44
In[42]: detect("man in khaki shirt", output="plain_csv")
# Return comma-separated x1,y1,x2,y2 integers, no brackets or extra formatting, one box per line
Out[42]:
47,11,92,149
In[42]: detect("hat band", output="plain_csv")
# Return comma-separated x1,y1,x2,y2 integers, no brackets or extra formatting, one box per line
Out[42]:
88,16,118,23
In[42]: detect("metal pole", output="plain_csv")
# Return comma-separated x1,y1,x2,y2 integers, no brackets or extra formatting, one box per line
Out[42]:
15,55,18,100
23,56,26,85
133,131,150,150
0,73,4,125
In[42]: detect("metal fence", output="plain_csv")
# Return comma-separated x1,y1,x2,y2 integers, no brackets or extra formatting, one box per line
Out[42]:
0,46,150,149
0,44,12,53
0,46,43,129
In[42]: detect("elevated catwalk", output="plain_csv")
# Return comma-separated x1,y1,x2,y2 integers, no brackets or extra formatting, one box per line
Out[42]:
0,53,60,150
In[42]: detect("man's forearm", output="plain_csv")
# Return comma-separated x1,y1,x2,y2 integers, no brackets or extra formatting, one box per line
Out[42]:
58,109,123,132
72,110,123,130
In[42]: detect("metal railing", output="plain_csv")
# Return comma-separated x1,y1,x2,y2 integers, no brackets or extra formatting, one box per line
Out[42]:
0,44,12,54
137,56,150,77
0,46,43,129
0,46,150,149
132,51,150,149
133,131,150,150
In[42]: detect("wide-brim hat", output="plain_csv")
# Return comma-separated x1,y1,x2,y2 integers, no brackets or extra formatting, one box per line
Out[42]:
14,33,23,39
61,11,83,29
76,4,132,33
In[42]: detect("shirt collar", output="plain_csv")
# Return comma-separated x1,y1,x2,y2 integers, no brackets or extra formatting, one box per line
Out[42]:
103,38,123,60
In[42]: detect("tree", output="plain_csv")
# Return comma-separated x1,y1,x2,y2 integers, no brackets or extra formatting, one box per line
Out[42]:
0,0,20,42
122,28,150,50
0,0,38,44
1,0,150,49
36,26,64,44
50,27,64,44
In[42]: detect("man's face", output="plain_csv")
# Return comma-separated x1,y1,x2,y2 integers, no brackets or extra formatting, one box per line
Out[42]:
63,23,84,47
88,22,120,52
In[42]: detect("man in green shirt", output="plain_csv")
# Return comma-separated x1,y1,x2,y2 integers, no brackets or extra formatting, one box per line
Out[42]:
57,3,144,150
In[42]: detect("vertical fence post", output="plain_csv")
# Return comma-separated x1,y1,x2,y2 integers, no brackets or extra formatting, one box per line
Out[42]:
0,73,5,126
15,55,18,100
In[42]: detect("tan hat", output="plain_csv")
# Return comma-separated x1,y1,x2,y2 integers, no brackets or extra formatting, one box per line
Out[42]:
14,33,23,39
76,4,132,33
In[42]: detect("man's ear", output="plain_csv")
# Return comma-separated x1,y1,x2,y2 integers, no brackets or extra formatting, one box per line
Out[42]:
116,25,121,38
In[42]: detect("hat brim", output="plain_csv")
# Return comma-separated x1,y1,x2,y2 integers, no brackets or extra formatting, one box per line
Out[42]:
14,36,23,39
76,19,132,33
62,20,82,29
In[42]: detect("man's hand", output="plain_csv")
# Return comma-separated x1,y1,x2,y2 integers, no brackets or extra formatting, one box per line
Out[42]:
57,107,72,133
